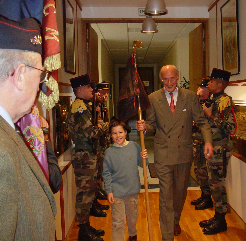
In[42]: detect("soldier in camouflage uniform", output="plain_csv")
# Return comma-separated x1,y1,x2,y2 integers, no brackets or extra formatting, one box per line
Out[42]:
191,78,213,210
199,68,237,235
68,75,108,241
90,82,110,215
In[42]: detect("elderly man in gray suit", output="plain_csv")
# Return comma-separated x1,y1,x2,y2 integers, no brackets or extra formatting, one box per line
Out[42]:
136,65,213,241
0,16,56,240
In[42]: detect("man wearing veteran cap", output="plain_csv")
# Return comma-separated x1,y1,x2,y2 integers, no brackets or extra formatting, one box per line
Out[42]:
0,16,56,240
199,68,237,235
68,75,108,241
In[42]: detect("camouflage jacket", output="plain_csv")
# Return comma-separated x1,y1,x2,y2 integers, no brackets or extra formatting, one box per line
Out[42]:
68,98,108,152
192,98,210,141
208,92,236,145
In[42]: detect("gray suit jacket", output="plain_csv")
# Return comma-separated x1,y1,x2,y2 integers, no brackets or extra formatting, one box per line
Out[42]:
0,117,56,240
146,87,212,165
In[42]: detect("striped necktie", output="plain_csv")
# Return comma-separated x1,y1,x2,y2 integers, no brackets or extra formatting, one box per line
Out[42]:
169,92,175,114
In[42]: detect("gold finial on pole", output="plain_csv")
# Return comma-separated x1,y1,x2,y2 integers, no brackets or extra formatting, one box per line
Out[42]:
132,40,142,53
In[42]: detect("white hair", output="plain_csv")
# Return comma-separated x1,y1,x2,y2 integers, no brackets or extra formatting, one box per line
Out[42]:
0,49,40,82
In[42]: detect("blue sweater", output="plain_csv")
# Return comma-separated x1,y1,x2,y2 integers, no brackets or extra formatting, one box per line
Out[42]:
102,141,145,198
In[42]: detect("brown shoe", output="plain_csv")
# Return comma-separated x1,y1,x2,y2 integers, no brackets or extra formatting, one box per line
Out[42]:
174,224,181,236
128,235,137,241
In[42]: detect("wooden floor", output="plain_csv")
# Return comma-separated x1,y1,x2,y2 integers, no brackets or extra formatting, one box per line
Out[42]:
66,190,246,241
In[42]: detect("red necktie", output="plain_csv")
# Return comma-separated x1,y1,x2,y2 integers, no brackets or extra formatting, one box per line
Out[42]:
169,92,175,114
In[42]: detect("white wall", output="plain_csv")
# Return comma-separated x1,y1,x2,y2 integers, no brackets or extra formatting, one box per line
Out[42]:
209,0,246,223
158,37,189,87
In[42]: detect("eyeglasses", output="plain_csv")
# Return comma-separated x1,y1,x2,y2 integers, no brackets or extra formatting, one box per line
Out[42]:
25,64,50,83
162,77,177,83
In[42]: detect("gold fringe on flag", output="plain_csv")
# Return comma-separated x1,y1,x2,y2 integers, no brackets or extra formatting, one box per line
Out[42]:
38,74,59,110
44,53,61,71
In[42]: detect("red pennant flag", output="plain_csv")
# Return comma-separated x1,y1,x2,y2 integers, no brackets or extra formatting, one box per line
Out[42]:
39,0,61,110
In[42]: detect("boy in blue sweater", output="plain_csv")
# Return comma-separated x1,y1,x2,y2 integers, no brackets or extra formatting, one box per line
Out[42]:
102,119,148,241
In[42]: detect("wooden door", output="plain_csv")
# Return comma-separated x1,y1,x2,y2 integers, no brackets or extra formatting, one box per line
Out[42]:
189,24,206,93
87,24,99,83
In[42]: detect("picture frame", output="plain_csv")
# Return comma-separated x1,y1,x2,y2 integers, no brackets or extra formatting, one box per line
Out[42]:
63,0,76,74
52,96,72,157
221,0,240,75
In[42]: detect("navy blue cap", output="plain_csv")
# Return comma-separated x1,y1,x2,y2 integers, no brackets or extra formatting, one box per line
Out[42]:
0,15,42,54
210,68,231,82
198,78,209,87
97,82,110,90
70,74,90,89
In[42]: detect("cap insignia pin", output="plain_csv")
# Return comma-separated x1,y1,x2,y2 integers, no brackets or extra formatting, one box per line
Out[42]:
30,35,42,45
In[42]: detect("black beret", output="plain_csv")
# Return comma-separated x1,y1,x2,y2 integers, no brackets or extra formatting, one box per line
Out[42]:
197,78,209,87
210,68,231,82
70,74,90,89
0,15,42,55
97,82,110,90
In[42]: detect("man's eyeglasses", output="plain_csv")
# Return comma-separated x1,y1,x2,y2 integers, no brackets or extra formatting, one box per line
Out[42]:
162,77,177,83
25,65,50,83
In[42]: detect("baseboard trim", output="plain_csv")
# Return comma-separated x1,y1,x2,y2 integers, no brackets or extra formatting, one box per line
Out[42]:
228,204,246,231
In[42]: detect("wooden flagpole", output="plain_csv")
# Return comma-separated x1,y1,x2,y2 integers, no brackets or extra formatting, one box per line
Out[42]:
132,40,153,241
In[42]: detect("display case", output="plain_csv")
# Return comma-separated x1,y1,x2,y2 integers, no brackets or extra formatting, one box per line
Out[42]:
231,101,246,162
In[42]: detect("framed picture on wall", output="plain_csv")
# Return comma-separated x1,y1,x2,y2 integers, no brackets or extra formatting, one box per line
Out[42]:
52,96,72,157
63,0,76,74
221,0,240,75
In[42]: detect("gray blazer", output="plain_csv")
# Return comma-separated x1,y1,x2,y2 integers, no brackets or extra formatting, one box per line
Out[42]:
146,87,212,165
0,117,56,241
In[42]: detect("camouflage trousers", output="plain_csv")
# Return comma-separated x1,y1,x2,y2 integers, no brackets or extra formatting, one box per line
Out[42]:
96,149,105,192
193,140,211,195
71,150,98,224
207,144,233,213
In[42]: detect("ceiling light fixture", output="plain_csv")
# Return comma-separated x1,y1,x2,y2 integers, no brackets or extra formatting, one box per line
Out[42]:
141,16,158,34
144,0,168,16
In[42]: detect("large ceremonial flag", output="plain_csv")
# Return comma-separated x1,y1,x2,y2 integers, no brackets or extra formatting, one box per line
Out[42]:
117,55,150,122
16,103,49,181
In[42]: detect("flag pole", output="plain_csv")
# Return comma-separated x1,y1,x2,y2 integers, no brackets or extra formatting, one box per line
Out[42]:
132,41,153,241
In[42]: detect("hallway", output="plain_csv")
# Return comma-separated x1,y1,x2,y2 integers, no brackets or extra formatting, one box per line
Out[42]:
65,131,246,241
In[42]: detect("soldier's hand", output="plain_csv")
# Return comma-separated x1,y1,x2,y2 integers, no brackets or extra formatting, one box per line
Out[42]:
95,106,100,112
204,142,213,159
203,103,213,118
107,192,114,204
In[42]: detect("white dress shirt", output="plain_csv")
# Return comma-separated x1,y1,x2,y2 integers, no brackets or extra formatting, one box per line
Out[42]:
0,105,15,129
164,87,178,106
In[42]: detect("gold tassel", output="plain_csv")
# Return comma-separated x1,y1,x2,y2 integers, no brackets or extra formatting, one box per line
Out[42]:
38,75,59,110
44,53,61,72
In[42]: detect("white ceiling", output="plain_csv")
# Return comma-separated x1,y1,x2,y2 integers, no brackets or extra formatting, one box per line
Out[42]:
80,0,213,8
92,22,199,64
84,0,214,65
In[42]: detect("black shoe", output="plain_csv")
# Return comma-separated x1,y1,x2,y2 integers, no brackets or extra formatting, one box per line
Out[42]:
191,192,210,206
191,197,204,206
89,225,105,236
93,199,109,210
97,189,107,200
128,235,137,241
199,217,217,228
195,199,213,210
78,223,104,241
202,213,227,235
90,205,107,217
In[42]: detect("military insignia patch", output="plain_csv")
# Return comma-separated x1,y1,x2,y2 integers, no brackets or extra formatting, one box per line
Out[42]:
71,99,87,113
78,106,83,113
